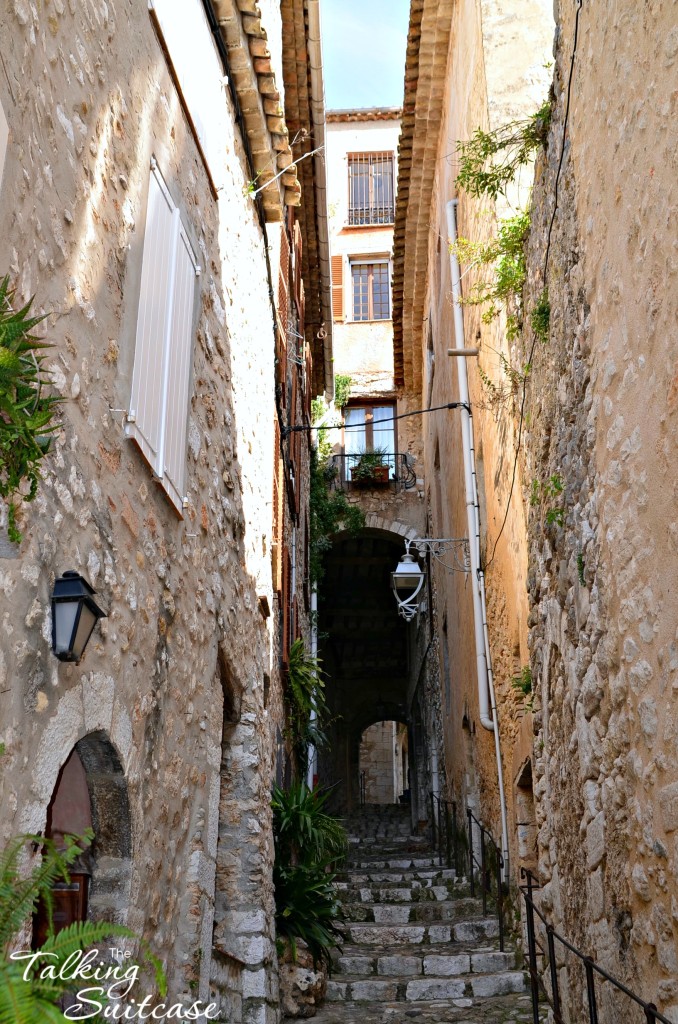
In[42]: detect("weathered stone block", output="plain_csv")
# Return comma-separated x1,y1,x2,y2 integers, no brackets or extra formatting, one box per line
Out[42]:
377,955,421,976
405,978,465,1000
423,954,469,976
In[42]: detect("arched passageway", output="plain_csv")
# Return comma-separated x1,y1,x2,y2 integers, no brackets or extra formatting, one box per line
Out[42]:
359,719,409,804
317,529,414,812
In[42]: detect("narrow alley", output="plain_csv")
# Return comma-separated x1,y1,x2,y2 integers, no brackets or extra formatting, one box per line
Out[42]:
0,1,676,1023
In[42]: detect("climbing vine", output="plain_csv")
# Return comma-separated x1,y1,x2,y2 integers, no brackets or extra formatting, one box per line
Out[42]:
0,277,60,543
309,444,364,585
450,209,530,339
455,101,551,200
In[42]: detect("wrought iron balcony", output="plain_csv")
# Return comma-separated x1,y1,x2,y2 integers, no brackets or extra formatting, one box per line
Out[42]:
327,452,417,493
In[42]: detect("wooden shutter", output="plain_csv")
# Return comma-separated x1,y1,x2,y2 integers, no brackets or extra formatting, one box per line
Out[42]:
331,254,344,321
126,161,198,513
282,546,291,667
272,415,284,594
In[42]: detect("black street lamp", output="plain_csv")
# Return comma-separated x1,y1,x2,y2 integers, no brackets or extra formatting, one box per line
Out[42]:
51,570,107,663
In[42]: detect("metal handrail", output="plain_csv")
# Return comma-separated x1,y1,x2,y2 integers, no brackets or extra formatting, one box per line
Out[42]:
521,867,670,1024
467,807,504,952
329,452,417,492
428,794,504,952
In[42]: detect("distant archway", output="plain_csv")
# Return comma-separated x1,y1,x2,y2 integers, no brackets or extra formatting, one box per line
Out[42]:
359,719,409,805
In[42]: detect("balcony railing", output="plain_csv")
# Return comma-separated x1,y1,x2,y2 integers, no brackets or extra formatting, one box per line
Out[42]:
328,452,416,493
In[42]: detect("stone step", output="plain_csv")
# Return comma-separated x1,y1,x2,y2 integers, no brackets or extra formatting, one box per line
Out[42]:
342,897,485,924
339,883,454,904
338,867,457,886
325,970,526,1003
335,948,518,978
342,917,500,946
347,856,439,870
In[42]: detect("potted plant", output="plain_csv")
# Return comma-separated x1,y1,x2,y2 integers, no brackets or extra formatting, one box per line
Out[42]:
350,446,390,486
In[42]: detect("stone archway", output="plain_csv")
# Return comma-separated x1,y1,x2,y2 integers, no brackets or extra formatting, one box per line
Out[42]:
33,730,132,942
317,524,421,813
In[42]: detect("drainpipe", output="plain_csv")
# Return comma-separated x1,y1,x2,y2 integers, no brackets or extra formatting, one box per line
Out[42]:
445,199,509,882
306,586,318,789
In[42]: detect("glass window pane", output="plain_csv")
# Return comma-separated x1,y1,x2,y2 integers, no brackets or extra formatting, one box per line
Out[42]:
351,264,369,321
372,264,390,319
344,407,366,457
372,406,395,471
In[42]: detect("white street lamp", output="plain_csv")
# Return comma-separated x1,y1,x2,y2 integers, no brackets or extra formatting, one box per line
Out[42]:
391,538,471,621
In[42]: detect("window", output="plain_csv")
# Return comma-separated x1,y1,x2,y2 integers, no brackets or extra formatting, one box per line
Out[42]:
351,261,390,321
348,153,394,225
125,160,200,514
344,404,396,473
0,98,8,193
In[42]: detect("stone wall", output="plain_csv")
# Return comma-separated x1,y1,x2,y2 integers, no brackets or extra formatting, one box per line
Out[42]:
521,0,678,1018
0,2,294,1020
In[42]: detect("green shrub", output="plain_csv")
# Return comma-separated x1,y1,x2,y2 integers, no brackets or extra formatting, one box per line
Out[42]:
530,288,550,342
451,210,530,336
0,277,60,543
286,639,331,773
272,783,346,967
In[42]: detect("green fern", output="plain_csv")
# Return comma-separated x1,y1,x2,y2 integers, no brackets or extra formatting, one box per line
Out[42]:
0,834,166,1024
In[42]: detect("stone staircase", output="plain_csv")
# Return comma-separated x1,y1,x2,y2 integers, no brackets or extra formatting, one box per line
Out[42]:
313,804,539,1024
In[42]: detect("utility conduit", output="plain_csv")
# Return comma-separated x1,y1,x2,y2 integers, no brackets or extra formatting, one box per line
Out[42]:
445,199,510,882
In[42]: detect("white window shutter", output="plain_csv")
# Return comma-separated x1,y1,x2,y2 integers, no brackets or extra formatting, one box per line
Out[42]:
126,162,198,513
162,224,198,508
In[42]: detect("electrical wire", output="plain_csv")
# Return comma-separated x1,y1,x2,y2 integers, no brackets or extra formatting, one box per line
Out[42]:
282,401,468,436
484,0,583,572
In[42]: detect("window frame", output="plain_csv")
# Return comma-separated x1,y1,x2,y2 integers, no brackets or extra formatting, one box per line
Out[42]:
347,152,395,226
343,401,397,454
350,258,391,322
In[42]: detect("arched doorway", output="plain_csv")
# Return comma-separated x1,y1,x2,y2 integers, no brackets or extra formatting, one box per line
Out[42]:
359,719,409,805
317,529,412,812
33,730,132,944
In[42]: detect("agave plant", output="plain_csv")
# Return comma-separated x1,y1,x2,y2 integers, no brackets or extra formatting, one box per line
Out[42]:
0,833,165,1024
0,275,60,543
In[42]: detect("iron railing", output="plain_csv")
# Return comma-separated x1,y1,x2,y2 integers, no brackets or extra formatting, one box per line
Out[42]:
521,868,671,1024
329,452,416,492
359,770,366,807
428,794,504,952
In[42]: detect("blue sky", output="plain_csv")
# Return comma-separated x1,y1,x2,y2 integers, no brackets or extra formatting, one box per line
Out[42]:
320,0,410,110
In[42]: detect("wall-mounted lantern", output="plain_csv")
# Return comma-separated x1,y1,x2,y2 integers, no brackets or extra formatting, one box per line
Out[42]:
391,538,471,622
51,570,107,663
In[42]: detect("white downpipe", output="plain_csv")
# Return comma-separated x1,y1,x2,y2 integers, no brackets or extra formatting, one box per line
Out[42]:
446,199,510,882
307,586,318,789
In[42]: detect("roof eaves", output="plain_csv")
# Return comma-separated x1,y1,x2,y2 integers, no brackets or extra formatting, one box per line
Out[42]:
212,0,301,221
